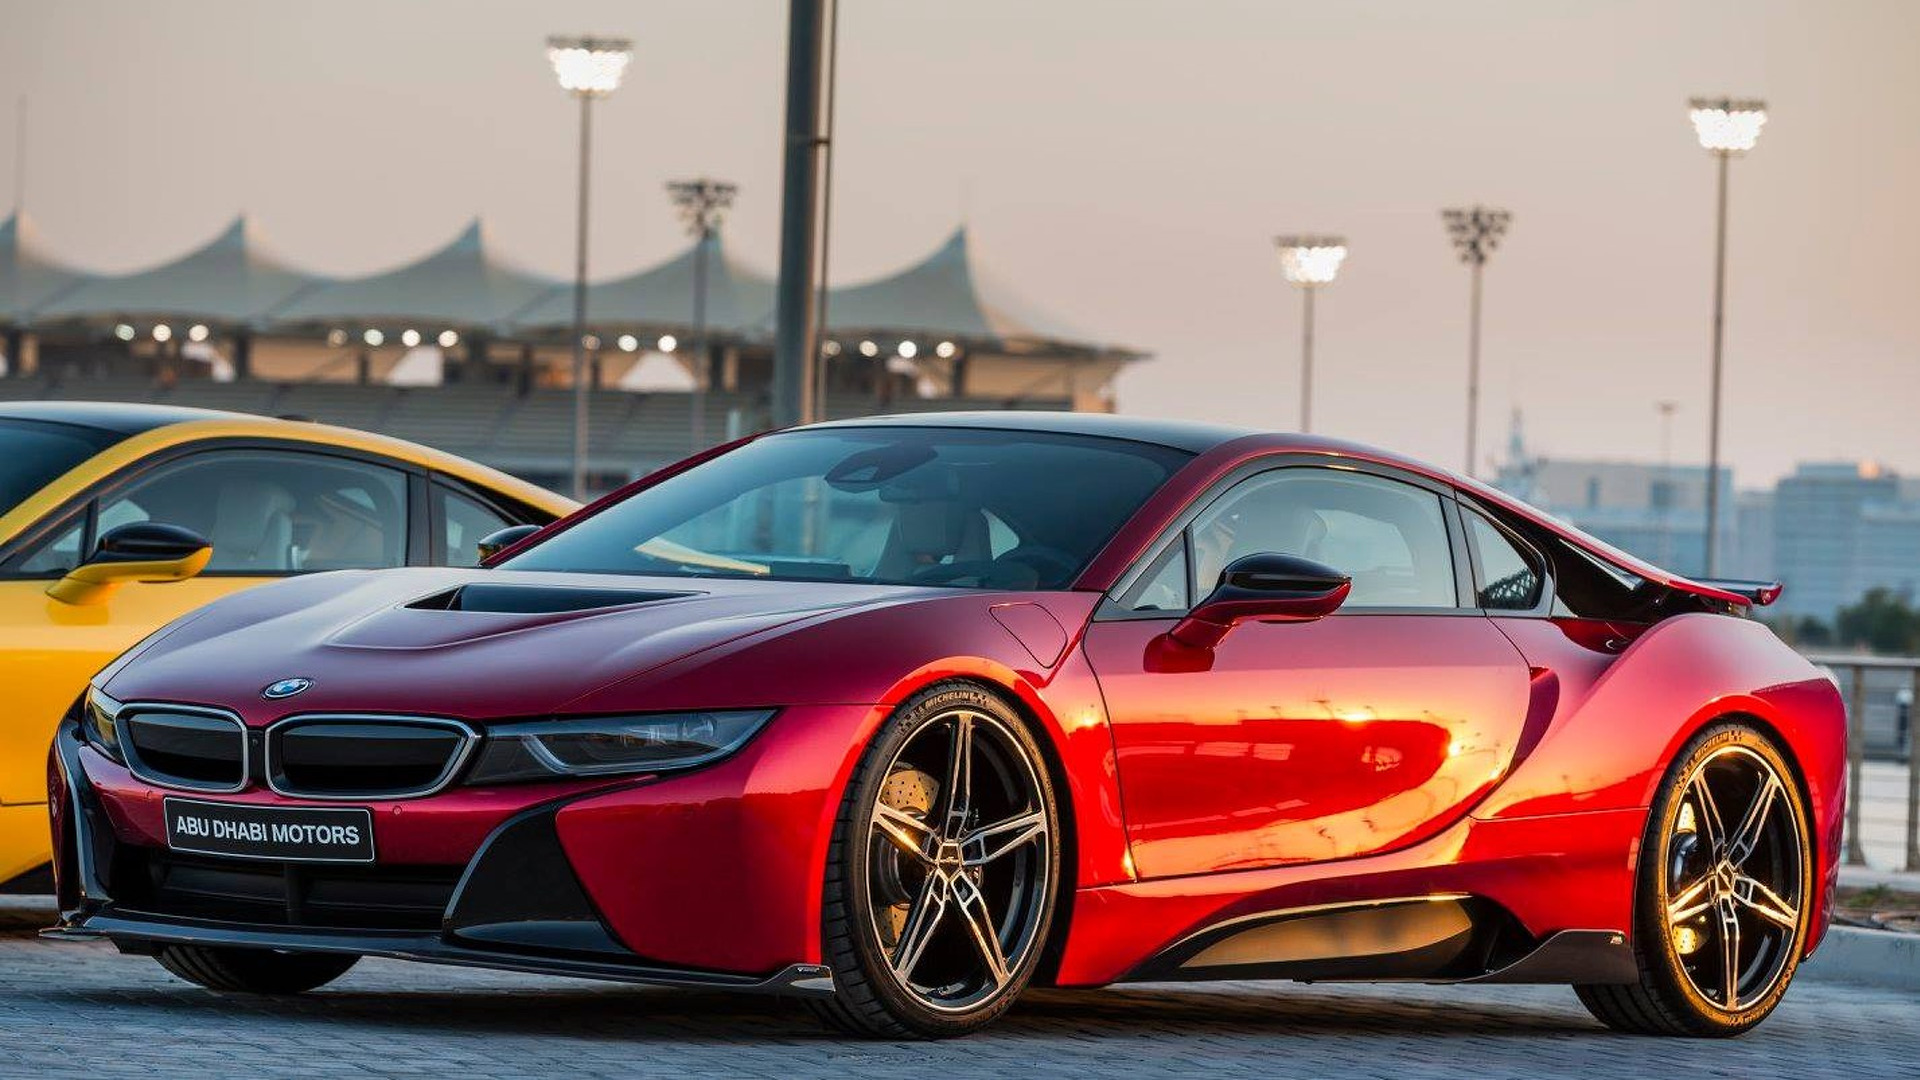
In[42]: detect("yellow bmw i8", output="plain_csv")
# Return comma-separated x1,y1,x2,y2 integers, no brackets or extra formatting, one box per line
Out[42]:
0,401,574,886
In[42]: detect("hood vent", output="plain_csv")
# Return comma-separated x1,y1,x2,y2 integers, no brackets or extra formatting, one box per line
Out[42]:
407,583,693,615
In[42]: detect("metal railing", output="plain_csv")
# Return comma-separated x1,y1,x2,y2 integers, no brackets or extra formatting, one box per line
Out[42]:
1803,653,1919,872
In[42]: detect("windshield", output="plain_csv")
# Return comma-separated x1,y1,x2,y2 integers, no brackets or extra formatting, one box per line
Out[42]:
502,427,1192,589
0,419,121,517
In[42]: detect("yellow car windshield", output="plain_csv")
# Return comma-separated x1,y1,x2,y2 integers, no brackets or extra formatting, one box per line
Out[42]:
0,418,123,516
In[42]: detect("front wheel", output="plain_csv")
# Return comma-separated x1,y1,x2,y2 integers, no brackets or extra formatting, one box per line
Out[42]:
1577,722,1814,1036
811,682,1061,1038
157,945,360,995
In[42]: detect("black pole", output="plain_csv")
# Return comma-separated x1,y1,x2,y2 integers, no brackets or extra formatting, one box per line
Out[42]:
771,0,825,429
809,0,840,422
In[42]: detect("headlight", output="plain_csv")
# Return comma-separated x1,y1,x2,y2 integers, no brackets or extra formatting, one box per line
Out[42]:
465,709,777,784
82,686,125,764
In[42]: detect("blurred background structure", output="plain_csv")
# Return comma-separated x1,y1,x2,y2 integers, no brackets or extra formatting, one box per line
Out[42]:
0,213,1143,494
0,0,1918,639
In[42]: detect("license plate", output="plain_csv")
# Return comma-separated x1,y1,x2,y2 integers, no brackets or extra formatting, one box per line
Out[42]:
163,797,376,864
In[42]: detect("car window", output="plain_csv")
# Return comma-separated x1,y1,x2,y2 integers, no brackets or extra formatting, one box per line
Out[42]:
1465,509,1544,610
437,486,515,568
502,428,1191,590
0,419,123,518
99,450,409,573
1119,538,1190,612
13,509,87,575
1190,468,1457,609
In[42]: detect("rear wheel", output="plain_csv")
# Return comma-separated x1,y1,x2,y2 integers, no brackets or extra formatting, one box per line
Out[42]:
811,682,1060,1038
157,945,360,995
1577,722,1812,1036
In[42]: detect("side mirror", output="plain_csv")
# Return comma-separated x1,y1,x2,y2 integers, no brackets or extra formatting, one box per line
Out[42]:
47,522,213,606
1168,552,1351,649
477,523,543,563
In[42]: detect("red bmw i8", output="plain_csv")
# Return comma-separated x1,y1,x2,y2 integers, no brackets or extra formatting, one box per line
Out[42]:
48,413,1843,1039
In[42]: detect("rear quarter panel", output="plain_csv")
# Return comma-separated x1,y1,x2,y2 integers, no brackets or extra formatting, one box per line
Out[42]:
1481,612,1846,948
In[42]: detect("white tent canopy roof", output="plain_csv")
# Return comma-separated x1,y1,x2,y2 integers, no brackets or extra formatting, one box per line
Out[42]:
10,214,1141,361
513,233,773,334
274,218,560,331
37,215,322,325
821,227,1097,349
1,213,92,323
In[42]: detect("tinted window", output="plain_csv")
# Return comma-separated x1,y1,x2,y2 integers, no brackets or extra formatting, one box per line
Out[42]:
13,509,86,575
101,450,409,572
438,486,514,568
1120,538,1190,612
1466,510,1544,610
0,419,121,517
503,428,1190,589
1190,469,1457,609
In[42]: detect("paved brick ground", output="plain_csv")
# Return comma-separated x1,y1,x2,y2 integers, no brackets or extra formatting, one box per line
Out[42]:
0,926,1912,1079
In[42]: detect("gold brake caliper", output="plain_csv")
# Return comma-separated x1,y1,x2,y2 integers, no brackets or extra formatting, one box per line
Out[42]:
878,766,940,942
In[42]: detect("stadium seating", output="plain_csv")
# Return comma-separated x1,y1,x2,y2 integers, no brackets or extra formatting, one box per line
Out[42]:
0,374,1071,490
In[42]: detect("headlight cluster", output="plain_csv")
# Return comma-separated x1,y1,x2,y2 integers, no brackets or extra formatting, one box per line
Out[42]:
465,710,777,785
81,686,125,764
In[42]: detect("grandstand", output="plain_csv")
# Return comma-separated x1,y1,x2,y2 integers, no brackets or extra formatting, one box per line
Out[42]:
0,376,1067,494
0,212,1138,492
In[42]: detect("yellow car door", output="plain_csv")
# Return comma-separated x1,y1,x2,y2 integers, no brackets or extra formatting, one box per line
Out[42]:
0,576,266,875
0,444,418,882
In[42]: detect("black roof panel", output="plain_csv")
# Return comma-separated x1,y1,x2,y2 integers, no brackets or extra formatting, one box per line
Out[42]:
0,400,244,436
804,411,1258,453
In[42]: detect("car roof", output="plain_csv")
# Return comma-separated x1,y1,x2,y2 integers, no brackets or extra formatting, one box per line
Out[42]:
801,410,1261,453
0,403,577,545
797,411,1753,609
0,400,248,436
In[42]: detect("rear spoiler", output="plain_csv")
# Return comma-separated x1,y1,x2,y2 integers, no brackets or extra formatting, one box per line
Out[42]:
1691,578,1784,607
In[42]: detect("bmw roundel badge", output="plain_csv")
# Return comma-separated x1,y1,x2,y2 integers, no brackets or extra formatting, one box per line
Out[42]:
262,677,313,700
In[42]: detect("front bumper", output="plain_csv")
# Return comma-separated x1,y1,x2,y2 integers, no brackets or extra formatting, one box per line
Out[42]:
44,913,833,996
47,713,853,996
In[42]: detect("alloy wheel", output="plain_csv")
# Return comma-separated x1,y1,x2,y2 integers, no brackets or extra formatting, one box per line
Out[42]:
1663,744,1805,1012
863,707,1052,1013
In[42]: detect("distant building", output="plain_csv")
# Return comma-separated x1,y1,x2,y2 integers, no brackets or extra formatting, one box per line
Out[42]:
1491,413,1730,577
1495,417,1920,620
1772,462,1917,618
0,213,1148,493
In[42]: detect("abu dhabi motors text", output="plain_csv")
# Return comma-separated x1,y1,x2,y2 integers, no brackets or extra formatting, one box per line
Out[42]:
172,814,362,847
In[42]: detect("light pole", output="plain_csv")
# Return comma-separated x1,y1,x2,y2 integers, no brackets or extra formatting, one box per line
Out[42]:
1441,206,1512,479
547,34,632,500
1273,236,1347,434
668,177,738,454
1688,96,1767,576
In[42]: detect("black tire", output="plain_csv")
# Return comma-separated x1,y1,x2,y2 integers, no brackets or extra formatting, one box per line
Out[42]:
809,681,1061,1038
156,945,360,995
1577,721,1813,1036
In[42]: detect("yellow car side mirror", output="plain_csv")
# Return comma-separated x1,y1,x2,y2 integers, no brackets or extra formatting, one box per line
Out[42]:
47,522,213,607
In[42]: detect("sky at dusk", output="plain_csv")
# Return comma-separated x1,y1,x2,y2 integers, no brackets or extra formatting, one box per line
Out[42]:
2,0,1915,488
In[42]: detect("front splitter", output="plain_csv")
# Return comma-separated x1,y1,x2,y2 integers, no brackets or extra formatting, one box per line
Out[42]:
47,907,836,997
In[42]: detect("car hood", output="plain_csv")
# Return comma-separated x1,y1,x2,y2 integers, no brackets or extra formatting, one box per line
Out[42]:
99,568,945,723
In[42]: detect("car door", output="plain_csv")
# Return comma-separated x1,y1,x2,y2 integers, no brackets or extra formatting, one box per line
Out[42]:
1081,462,1534,879
0,446,413,811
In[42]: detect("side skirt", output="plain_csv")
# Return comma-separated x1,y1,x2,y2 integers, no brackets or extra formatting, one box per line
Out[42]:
1123,895,1637,986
